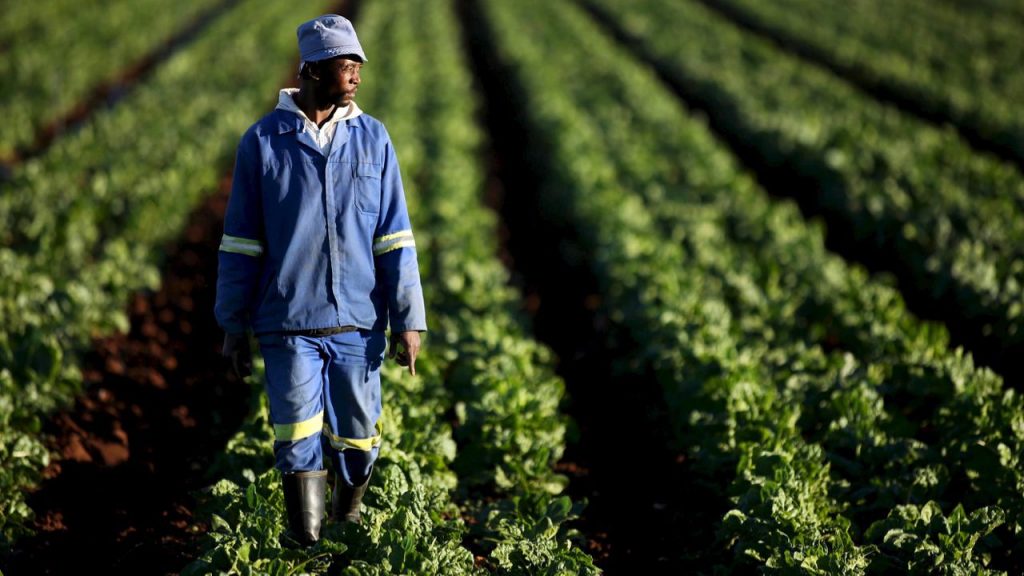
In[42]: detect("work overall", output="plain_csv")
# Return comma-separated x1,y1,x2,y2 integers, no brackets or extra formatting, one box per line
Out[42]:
258,328,385,486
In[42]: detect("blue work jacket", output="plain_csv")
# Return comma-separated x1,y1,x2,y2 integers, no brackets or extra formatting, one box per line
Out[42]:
214,108,427,336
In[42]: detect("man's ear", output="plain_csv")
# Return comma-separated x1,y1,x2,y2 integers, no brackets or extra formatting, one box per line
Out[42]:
302,61,321,82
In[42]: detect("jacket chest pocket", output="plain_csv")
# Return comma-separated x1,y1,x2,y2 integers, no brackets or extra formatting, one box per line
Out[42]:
352,161,381,215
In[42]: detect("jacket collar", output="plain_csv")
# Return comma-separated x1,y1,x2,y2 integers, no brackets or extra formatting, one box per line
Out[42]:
273,107,365,135
275,110,304,135
274,88,362,135
271,109,361,158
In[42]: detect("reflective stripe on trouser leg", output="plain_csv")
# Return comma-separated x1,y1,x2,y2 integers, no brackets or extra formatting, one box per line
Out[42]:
258,334,329,473
320,329,386,487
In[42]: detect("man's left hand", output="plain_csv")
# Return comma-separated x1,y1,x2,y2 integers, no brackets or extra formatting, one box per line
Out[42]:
389,331,421,376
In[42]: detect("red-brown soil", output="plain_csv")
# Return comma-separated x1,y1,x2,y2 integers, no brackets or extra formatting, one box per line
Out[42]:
0,179,248,576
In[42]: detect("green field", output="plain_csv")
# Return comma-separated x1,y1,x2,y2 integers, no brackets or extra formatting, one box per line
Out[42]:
1,0,1021,573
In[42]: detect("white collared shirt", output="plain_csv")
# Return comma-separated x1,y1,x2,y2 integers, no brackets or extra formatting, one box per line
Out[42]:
275,88,363,156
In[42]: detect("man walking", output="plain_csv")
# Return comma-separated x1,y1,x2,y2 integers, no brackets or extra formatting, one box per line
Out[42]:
214,13,426,548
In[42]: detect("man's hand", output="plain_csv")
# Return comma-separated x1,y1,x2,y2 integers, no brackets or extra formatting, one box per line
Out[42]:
222,332,253,379
389,331,421,376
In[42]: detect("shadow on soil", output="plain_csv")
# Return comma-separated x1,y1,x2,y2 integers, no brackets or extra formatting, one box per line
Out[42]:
0,181,248,576
457,1,733,573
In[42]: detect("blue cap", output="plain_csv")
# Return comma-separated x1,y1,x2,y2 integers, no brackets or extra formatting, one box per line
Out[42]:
297,14,367,64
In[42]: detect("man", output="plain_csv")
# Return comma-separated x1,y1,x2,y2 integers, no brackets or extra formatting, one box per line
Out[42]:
214,13,426,548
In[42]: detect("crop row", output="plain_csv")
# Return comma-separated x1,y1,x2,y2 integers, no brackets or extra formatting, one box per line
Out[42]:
0,0,225,158
586,0,1024,376
938,0,1024,25
485,0,1023,571
702,0,1024,165
181,0,597,573
0,0,335,550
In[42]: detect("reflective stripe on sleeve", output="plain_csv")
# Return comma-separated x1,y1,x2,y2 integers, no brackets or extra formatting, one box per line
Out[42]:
274,411,324,441
372,230,415,256
220,234,264,257
373,239,416,256
323,418,383,452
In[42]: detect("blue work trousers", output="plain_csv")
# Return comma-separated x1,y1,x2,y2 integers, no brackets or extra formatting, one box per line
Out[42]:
257,329,386,487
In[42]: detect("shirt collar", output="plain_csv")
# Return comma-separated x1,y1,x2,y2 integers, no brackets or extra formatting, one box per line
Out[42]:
275,87,362,132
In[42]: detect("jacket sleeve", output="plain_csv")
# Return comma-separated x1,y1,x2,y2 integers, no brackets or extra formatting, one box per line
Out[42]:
373,136,428,333
214,133,265,334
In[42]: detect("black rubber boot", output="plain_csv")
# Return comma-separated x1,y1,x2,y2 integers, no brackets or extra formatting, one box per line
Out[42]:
281,469,328,547
332,468,372,524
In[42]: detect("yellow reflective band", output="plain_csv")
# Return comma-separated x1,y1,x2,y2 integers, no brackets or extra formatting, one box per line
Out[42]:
373,229,413,245
323,418,383,452
373,239,416,256
223,234,262,247
274,411,324,441
220,243,262,257
220,234,264,257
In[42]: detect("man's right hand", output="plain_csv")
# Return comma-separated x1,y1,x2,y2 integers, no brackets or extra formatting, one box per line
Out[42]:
222,332,253,379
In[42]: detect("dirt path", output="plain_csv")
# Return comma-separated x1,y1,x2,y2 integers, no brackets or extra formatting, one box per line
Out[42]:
0,179,248,576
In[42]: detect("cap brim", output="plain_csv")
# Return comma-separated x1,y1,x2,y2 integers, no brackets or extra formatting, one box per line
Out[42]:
303,46,367,63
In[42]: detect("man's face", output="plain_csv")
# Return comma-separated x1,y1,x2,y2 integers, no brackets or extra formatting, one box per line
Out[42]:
317,56,362,107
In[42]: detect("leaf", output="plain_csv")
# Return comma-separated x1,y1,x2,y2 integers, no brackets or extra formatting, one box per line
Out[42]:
210,514,232,534
546,496,572,524
245,483,259,509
